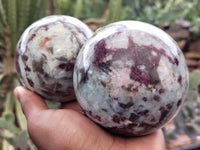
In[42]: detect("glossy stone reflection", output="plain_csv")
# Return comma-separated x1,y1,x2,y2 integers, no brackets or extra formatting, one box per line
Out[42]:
73,21,189,136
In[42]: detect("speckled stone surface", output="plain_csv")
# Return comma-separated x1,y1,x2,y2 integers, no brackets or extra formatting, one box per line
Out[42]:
73,21,189,136
16,15,93,102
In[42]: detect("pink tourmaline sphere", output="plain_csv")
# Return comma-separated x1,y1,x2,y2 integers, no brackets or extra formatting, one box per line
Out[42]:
16,15,93,102
73,21,189,136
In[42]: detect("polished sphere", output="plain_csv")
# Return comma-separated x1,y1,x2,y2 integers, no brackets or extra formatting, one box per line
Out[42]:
16,15,93,102
73,21,189,136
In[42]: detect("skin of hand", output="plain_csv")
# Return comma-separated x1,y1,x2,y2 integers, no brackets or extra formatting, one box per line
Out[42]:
14,86,166,150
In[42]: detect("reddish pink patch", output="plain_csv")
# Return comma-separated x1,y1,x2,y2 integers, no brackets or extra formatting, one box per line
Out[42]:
39,37,51,48
28,34,36,42
178,75,182,85
93,39,108,65
22,55,28,61
159,89,165,94
130,66,150,86
94,115,101,122
174,58,179,66
58,62,74,72
87,111,101,122
27,78,34,87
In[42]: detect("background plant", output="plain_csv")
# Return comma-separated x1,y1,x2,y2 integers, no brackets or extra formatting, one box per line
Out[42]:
0,0,49,149
164,70,200,142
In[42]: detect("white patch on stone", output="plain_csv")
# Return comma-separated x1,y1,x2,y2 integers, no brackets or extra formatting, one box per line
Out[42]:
152,51,157,56
105,33,129,50
137,65,145,70
157,57,176,90
109,67,141,97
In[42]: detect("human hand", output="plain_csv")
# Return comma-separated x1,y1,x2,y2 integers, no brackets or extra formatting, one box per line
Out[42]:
14,86,166,150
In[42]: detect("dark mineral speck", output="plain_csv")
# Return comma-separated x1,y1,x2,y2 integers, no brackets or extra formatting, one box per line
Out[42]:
102,108,108,112
159,89,165,94
47,47,54,54
58,62,74,72
40,24,49,31
24,66,31,72
28,33,36,42
174,58,179,66
22,55,28,62
100,81,106,87
27,78,34,87
32,59,44,73
137,109,149,116
129,113,139,122
113,97,118,101
166,103,174,109
177,99,182,107
142,97,148,102
153,95,161,102
118,101,134,109
98,62,112,73
79,68,89,84
112,115,125,123
178,75,182,85
159,107,169,122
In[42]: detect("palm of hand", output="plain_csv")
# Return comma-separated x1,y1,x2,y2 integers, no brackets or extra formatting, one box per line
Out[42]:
14,87,165,150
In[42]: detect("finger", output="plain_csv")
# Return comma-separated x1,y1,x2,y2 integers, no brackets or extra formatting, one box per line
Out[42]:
60,101,84,114
122,129,165,150
14,86,48,119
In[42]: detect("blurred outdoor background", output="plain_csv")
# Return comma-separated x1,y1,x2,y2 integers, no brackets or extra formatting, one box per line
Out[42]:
0,0,200,149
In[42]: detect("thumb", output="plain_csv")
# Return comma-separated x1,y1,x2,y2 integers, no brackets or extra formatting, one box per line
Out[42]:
14,86,48,119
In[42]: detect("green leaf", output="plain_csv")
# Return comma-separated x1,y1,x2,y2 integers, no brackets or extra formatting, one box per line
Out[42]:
74,0,83,19
17,0,31,37
187,90,198,102
184,105,195,119
0,0,7,26
165,128,177,140
7,0,17,55
18,130,28,150
105,0,122,25
189,70,200,90
173,111,186,134
184,125,197,141
27,0,38,24
4,92,14,113
45,100,59,109
53,0,71,14
0,117,19,134
37,0,48,18
5,136,17,146
2,112,15,123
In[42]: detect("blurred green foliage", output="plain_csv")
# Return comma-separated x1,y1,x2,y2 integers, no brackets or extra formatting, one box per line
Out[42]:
53,0,108,20
0,0,48,149
166,70,200,141
53,0,200,37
